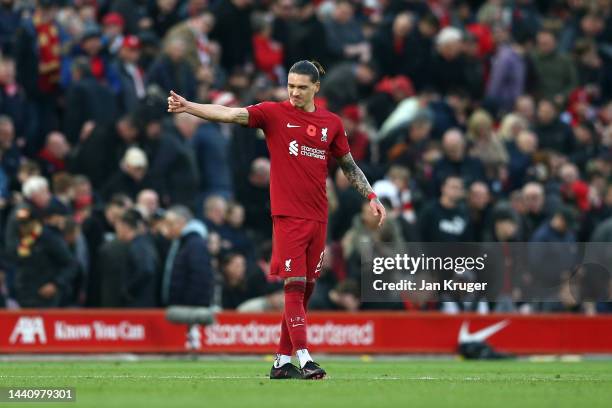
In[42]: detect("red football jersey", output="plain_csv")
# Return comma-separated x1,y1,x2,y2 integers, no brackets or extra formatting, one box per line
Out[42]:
246,100,350,222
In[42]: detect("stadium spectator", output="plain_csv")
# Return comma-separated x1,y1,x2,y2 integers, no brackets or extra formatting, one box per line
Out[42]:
101,12,126,55
14,0,62,154
431,129,486,196
0,116,21,184
534,98,575,155
429,27,474,96
37,131,70,176
69,114,140,189
161,205,212,306
419,175,473,242
220,252,265,309
202,194,228,235
12,205,76,308
189,105,233,201
0,57,29,138
485,28,529,113
146,37,197,100
237,158,272,240
466,109,509,186
113,35,146,114
136,189,160,221
101,147,151,201
320,60,377,112
467,181,493,241
506,129,537,192
529,206,578,310
531,30,578,104
324,0,370,64
210,0,253,72
0,0,19,55
114,208,158,307
5,176,52,254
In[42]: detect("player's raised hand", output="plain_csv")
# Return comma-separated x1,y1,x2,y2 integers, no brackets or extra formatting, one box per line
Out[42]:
370,198,386,227
167,90,188,113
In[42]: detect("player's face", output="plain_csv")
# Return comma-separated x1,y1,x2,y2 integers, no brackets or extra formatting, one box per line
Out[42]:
287,73,319,109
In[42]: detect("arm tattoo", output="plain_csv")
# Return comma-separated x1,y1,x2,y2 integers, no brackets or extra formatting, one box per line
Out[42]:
233,109,249,126
337,153,373,198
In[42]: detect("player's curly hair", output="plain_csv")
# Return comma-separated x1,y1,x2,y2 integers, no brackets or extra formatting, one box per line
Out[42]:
289,60,326,83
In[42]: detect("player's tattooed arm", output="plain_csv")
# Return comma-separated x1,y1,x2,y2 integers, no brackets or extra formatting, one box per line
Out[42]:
337,153,387,226
336,153,373,198
229,108,250,126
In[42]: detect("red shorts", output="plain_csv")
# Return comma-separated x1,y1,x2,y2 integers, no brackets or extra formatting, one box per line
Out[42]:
270,216,326,280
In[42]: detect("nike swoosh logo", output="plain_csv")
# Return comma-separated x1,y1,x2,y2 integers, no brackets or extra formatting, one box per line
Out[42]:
458,320,509,343
287,124,300,128
291,324,304,327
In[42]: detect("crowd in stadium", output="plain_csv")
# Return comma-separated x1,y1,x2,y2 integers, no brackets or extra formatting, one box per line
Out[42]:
0,0,611,313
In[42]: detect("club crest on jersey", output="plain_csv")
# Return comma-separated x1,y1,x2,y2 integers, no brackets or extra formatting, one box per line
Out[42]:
285,259,292,272
321,127,328,142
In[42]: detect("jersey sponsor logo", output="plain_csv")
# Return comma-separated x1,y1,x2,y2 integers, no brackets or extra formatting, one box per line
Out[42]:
285,259,292,272
289,140,299,156
9,316,47,344
288,141,326,160
321,127,328,142
286,123,300,128
300,145,326,160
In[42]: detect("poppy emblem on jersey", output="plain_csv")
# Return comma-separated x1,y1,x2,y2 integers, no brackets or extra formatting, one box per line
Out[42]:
306,125,317,137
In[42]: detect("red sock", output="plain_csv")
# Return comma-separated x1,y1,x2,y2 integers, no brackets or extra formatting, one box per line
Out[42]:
284,281,307,350
277,281,314,355
277,314,293,356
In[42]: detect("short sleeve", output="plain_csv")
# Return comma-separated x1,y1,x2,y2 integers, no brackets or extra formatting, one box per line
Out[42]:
329,117,351,158
246,101,276,129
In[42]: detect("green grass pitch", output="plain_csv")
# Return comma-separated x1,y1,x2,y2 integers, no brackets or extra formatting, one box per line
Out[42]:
1,359,611,408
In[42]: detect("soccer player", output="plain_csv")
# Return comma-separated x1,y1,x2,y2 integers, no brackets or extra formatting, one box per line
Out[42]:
167,60,386,379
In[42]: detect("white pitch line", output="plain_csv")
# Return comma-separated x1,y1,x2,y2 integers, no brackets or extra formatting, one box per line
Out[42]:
0,375,606,382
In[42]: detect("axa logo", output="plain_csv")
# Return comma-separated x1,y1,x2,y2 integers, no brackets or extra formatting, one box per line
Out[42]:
289,140,299,156
458,320,509,344
9,316,47,344
285,259,292,272
321,128,328,142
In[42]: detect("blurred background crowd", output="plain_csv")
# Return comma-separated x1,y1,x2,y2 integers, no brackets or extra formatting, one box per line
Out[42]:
0,0,611,314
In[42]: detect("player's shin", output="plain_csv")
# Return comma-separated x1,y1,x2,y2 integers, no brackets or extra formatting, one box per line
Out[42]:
284,281,310,367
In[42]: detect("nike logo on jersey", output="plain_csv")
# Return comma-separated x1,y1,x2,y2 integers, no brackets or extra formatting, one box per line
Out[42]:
291,323,304,327
286,123,300,128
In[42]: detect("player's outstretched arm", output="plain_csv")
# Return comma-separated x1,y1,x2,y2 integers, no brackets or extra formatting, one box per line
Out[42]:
167,90,249,125
336,153,386,227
